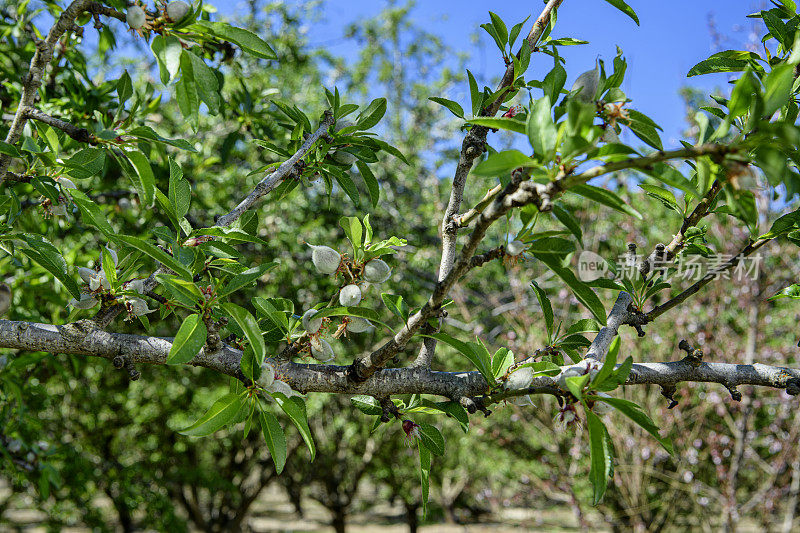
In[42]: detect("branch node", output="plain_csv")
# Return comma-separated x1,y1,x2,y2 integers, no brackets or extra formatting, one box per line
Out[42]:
678,339,693,354
660,385,679,409
458,397,478,414
378,396,400,423
726,385,742,402
625,307,649,337
124,357,140,381
786,378,800,396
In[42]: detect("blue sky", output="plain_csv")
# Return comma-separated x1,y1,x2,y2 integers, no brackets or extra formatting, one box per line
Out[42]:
242,0,766,149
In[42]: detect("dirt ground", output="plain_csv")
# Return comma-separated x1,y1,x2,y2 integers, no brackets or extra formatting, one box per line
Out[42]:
1,481,608,532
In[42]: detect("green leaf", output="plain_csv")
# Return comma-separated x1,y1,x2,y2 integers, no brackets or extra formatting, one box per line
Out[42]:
429,97,465,118
417,422,445,456
340,217,363,260
566,374,591,399
514,360,562,376
762,64,794,116
350,395,383,415
638,183,681,213
197,21,276,59
601,0,639,24
218,262,278,297
491,347,514,378
175,69,199,126
549,204,582,244
534,254,607,324
63,147,106,179
591,336,619,389
528,95,557,159
626,118,662,150
488,12,508,45
471,149,537,176
595,356,633,391
587,410,614,505
687,50,762,77
637,162,699,199
116,70,133,105
124,150,156,207
355,161,380,208
70,190,114,237
222,303,266,367
310,305,389,329
542,61,568,103
418,441,431,518
259,410,287,474
428,332,494,386
770,284,800,299
101,247,117,289
381,293,410,323
570,184,642,219
179,393,243,436
759,208,800,239
527,236,575,256
151,35,182,84
530,281,554,338
114,235,192,279
19,235,81,299
129,126,196,152
565,318,602,336
167,157,191,220
334,171,360,207
467,69,481,115
356,97,387,130
167,313,207,364
274,394,315,460
468,116,526,134
184,51,220,115
156,274,202,308
762,9,791,48
594,395,673,453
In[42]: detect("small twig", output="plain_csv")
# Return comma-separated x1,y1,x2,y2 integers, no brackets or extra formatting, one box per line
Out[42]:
646,238,770,321
215,111,334,227
21,106,97,144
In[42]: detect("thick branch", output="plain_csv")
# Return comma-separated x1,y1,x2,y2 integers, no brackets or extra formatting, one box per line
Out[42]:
585,291,634,362
414,1,564,368
1,318,798,401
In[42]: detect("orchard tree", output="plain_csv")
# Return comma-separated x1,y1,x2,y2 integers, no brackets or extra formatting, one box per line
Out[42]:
2,0,800,521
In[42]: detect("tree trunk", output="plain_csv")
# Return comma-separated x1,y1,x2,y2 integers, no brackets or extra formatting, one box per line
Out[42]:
330,506,347,533
404,502,419,533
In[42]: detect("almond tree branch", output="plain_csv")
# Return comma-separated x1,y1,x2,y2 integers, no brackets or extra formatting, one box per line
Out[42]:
455,144,741,230
1,318,798,402
646,238,771,321
21,106,98,144
413,0,565,368
0,0,124,183
215,110,334,227
351,144,740,380
639,177,726,276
